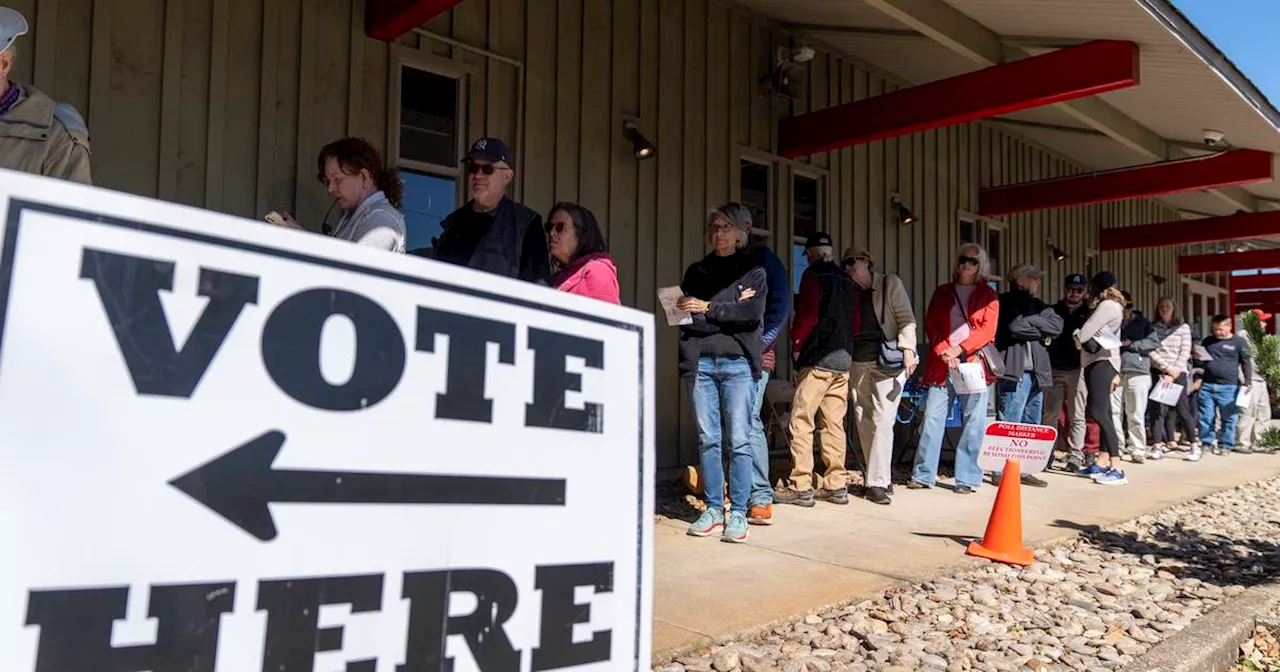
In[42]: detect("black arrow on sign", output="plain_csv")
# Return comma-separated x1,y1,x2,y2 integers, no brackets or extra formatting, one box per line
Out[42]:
169,430,567,542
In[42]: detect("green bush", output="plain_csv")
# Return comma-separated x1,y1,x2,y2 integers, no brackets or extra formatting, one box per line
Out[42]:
1241,312,1280,411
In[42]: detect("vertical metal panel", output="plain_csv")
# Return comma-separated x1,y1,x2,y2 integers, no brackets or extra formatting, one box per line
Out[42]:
9,0,35,84
523,0,557,215
579,0,610,220
681,0,706,269
635,0,659,315
610,0,642,307
553,0,582,202
656,0,686,464
454,0,489,138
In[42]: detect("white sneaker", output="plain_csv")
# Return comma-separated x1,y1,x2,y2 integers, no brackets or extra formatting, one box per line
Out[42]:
1187,445,1202,462
1130,449,1145,464
1149,447,1165,461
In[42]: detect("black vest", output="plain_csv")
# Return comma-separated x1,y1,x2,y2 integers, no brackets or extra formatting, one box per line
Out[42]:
438,197,541,280
796,260,857,369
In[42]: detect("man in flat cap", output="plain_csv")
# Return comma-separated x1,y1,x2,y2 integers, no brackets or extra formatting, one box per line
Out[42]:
0,6,93,184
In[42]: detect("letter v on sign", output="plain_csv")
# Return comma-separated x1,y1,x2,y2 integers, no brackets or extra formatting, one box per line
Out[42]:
79,249,259,398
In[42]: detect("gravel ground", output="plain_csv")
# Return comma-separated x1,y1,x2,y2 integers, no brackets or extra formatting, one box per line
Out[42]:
656,476,1280,672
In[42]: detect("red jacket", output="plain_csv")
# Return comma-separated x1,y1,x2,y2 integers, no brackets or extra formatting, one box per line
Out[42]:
922,281,1000,387
551,253,621,304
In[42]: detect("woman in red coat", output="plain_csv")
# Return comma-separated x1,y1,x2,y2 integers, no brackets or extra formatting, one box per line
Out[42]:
547,202,621,304
908,242,1000,494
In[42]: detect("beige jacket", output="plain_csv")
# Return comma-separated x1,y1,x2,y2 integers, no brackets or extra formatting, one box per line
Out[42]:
870,271,918,353
0,84,92,184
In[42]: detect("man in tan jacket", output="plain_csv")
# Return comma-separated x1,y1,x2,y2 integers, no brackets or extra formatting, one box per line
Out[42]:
843,246,917,505
0,7,92,184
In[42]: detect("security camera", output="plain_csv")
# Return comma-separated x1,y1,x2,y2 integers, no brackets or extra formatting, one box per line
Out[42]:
1203,129,1226,147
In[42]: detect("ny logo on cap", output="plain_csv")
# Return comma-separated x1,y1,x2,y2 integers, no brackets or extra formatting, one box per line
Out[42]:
474,139,488,150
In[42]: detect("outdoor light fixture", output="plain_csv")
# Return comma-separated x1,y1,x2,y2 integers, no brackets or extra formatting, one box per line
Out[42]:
624,121,656,160
890,193,916,225
1150,271,1168,285
1048,242,1067,262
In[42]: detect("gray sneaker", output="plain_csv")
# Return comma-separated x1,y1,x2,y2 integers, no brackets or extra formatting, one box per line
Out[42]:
816,487,850,505
774,487,816,508
1130,449,1145,464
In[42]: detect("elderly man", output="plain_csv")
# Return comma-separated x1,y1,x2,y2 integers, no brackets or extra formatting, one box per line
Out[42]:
433,137,550,284
0,7,92,183
777,231,856,508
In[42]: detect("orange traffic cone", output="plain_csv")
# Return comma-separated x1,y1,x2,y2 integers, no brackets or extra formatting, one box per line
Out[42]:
966,458,1035,566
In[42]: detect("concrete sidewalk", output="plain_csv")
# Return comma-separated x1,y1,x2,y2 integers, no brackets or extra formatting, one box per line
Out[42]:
652,452,1280,658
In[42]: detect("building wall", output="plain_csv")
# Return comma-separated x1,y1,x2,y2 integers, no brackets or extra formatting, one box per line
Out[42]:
12,0,1183,467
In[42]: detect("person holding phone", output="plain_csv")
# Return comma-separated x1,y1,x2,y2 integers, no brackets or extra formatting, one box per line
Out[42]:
271,137,406,252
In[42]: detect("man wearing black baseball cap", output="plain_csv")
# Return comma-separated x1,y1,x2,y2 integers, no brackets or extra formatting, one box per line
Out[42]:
433,137,551,284
1042,273,1090,470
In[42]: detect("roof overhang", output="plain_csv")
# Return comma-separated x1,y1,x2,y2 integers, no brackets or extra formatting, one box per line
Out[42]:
367,0,463,41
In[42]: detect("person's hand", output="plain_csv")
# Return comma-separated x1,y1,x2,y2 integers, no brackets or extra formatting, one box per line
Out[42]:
677,297,709,314
942,345,964,361
738,288,757,302
947,355,960,370
1122,339,1132,348
904,349,918,376
1162,373,1175,386
276,211,303,229
1111,376,1120,393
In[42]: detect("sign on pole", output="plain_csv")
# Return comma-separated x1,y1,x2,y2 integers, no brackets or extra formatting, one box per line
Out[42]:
976,422,1057,473
0,169,655,671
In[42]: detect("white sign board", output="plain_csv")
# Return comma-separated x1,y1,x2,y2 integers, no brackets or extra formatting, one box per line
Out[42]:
977,422,1057,473
0,169,655,672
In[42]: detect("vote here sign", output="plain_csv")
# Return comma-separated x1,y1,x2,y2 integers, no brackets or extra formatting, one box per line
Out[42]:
0,169,655,672
976,422,1057,473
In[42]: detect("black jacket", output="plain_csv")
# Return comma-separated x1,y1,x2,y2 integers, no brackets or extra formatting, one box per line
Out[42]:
793,260,857,371
678,252,768,379
1047,300,1089,370
995,289,1063,387
1119,311,1160,374
433,197,551,284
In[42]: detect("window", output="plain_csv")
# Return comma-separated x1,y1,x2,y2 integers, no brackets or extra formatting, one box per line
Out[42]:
792,174,822,294
395,63,463,256
740,159,772,237
958,219,976,244
987,227,1004,280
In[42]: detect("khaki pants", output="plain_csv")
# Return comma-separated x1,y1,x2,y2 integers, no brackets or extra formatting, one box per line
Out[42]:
1110,372,1152,450
1237,381,1271,451
788,367,850,491
849,360,905,488
1042,368,1086,462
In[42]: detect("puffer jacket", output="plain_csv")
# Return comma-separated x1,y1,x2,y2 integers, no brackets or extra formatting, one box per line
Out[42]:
1149,321,1193,376
0,84,92,184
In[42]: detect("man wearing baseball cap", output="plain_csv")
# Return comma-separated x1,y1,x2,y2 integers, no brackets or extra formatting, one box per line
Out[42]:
433,137,550,284
0,6,92,183
1042,273,1090,471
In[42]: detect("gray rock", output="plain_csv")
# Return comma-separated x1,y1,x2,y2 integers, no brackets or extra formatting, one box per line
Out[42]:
658,664,687,672
804,614,825,626
740,654,775,672
1116,641,1147,656
713,648,741,672
679,658,713,672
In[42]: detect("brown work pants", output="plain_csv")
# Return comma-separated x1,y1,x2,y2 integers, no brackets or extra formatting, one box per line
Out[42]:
787,367,850,491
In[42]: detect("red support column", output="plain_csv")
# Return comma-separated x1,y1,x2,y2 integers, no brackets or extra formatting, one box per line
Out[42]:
777,40,1139,158
367,0,464,41
1102,209,1280,252
982,150,1272,217
1180,249,1280,274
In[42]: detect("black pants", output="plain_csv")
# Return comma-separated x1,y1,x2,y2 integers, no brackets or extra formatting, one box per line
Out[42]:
1151,372,1197,445
1085,360,1120,458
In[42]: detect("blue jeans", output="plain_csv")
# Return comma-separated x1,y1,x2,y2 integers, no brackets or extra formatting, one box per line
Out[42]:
997,372,1043,425
749,370,772,506
912,380,989,489
689,356,755,513
1197,382,1240,449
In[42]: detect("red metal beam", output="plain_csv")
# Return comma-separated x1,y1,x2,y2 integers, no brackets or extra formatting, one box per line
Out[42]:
1101,210,1280,252
1179,249,1280,274
1232,290,1280,306
982,150,1273,216
367,0,463,41
777,40,1139,158
1230,274,1280,292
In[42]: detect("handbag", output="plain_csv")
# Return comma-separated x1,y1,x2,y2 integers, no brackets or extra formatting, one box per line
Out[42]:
951,288,1005,378
876,276,905,374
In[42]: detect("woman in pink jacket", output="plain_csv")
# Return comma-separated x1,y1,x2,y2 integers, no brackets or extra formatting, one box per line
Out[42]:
546,202,621,304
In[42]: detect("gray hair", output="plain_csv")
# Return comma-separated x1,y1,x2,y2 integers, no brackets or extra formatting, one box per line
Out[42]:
1008,263,1042,287
955,241,991,280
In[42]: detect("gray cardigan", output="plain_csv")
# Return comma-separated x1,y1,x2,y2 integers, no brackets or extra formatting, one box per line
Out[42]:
332,191,406,252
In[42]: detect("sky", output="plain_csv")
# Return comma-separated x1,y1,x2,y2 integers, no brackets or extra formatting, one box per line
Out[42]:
1172,0,1280,107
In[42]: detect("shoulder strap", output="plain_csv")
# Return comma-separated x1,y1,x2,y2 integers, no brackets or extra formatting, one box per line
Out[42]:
878,274,888,328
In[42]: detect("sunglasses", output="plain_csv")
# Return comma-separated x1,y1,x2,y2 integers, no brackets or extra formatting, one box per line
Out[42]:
957,255,980,267
546,221,571,233
466,162,508,175
843,256,871,267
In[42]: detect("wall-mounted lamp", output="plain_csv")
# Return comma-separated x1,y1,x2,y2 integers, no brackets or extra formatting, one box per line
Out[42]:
1149,269,1168,286
890,193,916,225
1048,242,1068,262
624,121,656,160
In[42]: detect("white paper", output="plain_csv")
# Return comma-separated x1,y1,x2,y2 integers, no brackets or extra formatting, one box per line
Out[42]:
658,286,693,326
1237,385,1253,408
1148,380,1184,406
1092,330,1122,351
950,361,987,395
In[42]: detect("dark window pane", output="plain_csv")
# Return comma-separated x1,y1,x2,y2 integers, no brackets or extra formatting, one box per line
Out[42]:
793,243,809,294
794,175,819,239
399,170,456,254
400,67,458,166
987,229,1003,276
740,160,770,231
959,220,975,243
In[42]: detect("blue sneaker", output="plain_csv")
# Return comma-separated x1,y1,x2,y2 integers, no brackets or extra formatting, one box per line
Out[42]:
687,509,725,537
722,511,749,544
1092,468,1128,486
1079,464,1106,477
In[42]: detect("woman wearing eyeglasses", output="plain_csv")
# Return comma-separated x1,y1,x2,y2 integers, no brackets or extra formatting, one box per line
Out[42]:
274,138,407,252
546,202,620,304
909,242,1000,494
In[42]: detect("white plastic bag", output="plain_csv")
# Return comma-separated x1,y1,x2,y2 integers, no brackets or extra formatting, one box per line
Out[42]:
950,362,987,395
